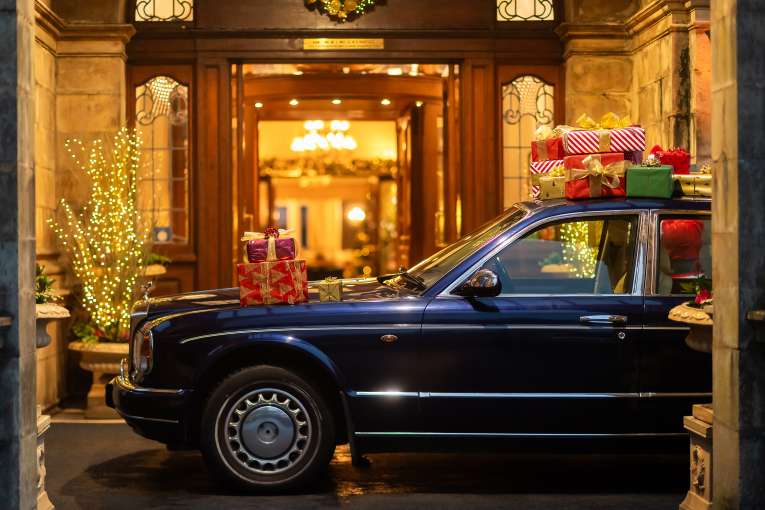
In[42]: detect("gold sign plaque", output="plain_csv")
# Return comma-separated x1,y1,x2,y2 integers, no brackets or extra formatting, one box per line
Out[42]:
303,38,384,50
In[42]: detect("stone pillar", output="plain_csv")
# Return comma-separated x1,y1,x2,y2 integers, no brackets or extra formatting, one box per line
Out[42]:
55,22,134,208
0,0,40,508
711,0,765,508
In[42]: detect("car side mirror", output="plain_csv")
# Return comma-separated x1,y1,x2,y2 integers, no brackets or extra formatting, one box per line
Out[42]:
456,268,502,298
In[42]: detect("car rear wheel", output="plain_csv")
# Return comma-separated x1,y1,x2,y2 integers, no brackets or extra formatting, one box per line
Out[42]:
200,365,335,492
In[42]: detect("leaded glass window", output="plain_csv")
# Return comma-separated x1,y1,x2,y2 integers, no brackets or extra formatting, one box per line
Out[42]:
501,75,554,208
135,0,193,22
497,0,554,21
135,76,190,244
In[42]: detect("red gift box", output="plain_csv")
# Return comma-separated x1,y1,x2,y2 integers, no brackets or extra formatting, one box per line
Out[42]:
564,153,627,200
237,260,308,306
529,159,564,198
531,138,564,162
650,145,690,174
563,126,646,155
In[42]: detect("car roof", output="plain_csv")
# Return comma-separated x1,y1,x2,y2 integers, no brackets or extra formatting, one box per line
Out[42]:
517,197,710,221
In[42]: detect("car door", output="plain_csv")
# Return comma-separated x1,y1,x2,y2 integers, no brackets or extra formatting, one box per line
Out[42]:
420,211,646,435
639,210,712,432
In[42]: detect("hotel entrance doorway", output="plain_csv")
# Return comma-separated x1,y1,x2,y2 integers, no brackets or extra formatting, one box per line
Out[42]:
232,63,460,279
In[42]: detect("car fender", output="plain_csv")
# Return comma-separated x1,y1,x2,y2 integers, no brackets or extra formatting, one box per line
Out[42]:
194,330,348,391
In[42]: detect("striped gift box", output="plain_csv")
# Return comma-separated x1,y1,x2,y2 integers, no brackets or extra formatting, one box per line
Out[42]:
529,159,564,198
563,126,646,155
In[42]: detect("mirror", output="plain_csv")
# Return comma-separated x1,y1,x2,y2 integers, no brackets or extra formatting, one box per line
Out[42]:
456,268,502,297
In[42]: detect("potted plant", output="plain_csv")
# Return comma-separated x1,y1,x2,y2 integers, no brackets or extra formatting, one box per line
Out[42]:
35,264,70,349
50,128,151,418
668,279,713,353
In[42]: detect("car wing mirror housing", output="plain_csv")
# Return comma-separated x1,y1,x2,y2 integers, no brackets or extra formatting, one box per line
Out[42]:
455,268,502,298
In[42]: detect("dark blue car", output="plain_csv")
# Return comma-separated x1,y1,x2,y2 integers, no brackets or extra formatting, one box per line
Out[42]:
108,197,712,491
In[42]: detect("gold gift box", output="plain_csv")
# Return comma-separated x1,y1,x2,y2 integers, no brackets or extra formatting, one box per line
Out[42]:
317,277,342,302
673,174,711,197
539,176,565,199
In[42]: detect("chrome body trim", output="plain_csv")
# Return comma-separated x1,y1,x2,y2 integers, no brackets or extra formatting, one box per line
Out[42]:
114,371,187,395
440,210,645,298
350,391,711,399
419,324,642,331
354,431,687,438
352,391,419,398
179,324,421,344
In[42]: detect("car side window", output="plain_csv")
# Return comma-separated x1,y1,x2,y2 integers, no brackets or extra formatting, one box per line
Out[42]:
656,215,712,295
481,215,639,295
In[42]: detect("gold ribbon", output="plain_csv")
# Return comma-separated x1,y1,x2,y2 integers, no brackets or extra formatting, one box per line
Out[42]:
565,155,626,198
241,229,293,262
575,112,632,130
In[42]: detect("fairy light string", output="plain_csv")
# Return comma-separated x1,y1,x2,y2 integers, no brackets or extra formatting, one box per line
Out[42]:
48,128,149,340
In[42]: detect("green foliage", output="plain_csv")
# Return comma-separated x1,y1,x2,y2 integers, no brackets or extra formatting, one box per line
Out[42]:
146,252,171,266
35,264,60,304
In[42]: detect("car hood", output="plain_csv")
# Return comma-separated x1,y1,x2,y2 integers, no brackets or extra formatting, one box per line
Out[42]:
135,277,414,321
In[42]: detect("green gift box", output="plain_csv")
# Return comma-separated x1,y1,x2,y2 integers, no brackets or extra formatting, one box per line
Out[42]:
626,165,674,198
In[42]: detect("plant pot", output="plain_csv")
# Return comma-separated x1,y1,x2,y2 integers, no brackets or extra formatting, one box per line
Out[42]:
68,341,129,419
668,302,713,354
35,303,70,349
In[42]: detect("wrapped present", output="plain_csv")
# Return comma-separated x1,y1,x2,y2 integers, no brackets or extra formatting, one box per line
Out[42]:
237,260,308,306
539,174,566,200
562,113,645,155
531,126,564,162
564,153,627,200
530,159,564,198
649,145,690,174
317,276,342,302
626,157,674,198
242,227,296,263
564,126,646,155
673,174,711,197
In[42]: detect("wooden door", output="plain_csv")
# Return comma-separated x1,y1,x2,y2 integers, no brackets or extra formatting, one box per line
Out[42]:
395,110,413,269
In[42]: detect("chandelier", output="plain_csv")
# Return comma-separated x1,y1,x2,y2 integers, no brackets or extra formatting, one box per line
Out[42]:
290,120,358,153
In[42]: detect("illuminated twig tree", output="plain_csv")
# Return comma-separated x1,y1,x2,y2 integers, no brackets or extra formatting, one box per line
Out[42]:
49,128,149,341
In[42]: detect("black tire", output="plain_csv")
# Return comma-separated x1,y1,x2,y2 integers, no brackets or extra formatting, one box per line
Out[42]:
200,365,336,492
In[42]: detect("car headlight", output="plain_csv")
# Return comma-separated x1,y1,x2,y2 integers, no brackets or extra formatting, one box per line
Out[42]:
131,327,154,381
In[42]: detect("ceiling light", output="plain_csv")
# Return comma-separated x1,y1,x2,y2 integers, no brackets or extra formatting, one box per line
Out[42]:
409,64,419,76
342,67,351,74
292,70,304,76
415,100,424,108
381,98,391,106
331,98,342,105
289,98,299,106
254,102,264,108
387,68,403,76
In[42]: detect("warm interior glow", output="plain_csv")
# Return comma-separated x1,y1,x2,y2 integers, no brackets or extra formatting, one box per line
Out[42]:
289,98,299,106
347,206,367,223
260,120,396,160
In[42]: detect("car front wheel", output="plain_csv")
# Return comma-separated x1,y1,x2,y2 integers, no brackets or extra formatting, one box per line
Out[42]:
200,365,335,492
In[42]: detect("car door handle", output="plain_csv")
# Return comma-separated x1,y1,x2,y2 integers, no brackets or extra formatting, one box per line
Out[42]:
579,315,628,326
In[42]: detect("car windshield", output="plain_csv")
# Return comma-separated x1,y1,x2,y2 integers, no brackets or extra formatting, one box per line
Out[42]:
387,207,527,291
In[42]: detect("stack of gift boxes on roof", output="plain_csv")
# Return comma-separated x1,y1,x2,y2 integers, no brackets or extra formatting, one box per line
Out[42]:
236,228,343,307
529,112,710,201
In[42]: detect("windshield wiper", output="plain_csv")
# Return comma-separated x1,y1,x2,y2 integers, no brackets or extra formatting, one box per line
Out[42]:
378,268,426,291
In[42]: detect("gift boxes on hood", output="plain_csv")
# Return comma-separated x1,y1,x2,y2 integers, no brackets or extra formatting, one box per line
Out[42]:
238,228,308,306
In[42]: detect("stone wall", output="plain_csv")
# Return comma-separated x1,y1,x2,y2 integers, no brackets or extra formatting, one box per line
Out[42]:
0,0,40,506
558,0,711,164
32,0,133,410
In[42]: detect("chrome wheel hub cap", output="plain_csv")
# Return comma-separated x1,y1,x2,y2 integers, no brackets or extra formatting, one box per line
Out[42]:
223,388,311,475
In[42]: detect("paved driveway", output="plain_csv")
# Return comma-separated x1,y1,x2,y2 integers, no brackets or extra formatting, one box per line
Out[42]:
46,422,687,509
